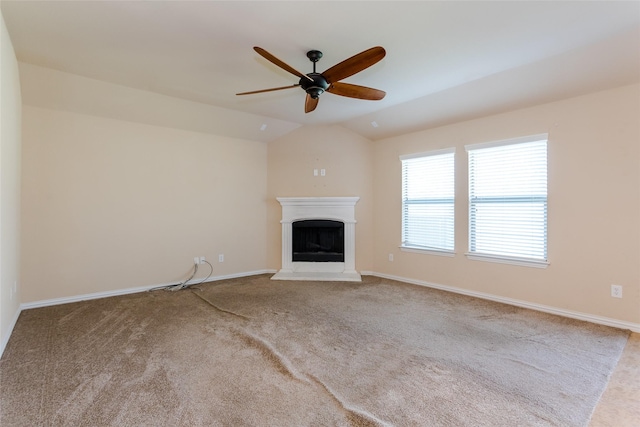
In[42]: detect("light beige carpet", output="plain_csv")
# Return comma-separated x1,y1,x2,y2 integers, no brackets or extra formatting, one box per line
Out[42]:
0,275,629,426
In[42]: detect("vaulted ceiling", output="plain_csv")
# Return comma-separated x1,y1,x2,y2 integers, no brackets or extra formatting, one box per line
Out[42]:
2,1,639,141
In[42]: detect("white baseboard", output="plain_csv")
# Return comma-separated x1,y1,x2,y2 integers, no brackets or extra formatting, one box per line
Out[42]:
20,269,277,310
0,305,23,359
361,271,640,333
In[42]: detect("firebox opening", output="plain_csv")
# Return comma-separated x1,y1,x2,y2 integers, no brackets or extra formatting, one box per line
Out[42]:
292,220,345,262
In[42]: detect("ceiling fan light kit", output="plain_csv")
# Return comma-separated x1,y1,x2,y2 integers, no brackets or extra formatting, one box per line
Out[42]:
237,46,386,113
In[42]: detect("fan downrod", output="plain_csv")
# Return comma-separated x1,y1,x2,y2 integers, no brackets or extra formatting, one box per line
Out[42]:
301,50,328,99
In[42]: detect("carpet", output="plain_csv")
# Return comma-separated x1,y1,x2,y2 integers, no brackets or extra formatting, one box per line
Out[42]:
0,274,629,426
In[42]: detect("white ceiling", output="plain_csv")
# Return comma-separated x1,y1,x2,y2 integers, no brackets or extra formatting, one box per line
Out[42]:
2,1,639,141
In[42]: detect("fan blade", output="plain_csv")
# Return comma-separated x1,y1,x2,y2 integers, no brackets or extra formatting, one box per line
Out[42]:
236,84,299,96
254,47,313,82
328,82,386,100
322,46,386,83
305,94,319,113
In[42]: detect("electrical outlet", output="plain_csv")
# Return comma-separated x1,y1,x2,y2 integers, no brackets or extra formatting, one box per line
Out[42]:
199,256,206,264
611,284,622,298
194,257,200,265
218,254,224,263
320,168,326,176
388,253,394,262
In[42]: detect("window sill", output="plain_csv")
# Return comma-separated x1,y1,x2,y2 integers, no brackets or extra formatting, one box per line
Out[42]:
465,253,549,269
400,246,455,257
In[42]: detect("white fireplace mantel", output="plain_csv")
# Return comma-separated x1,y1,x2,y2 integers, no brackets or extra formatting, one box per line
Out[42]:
271,197,361,282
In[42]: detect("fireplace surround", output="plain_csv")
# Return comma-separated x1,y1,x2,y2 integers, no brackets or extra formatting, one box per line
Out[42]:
271,197,361,281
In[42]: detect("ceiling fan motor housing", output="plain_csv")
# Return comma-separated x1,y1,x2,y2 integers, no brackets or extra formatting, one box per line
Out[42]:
300,73,329,99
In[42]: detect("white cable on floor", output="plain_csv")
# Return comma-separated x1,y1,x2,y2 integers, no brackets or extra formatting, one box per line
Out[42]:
149,259,213,292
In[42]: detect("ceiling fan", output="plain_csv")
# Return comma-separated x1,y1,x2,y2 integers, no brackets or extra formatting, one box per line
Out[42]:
237,46,386,113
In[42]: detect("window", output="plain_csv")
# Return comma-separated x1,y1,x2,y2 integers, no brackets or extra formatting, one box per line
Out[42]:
466,135,548,267
401,148,455,254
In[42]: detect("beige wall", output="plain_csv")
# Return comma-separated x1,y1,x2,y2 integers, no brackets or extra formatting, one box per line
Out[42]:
0,10,22,349
21,106,268,302
266,125,374,272
0,13,22,355
372,84,640,324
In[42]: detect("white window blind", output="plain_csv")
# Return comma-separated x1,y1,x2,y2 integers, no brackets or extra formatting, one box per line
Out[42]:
467,136,547,262
401,149,455,252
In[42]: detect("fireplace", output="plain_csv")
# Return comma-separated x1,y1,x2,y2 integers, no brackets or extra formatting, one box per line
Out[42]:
292,220,344,262
272,197,361,281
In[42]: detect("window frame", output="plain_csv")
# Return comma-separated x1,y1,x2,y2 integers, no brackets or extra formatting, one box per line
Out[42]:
465,134,549,268
400,148,456,256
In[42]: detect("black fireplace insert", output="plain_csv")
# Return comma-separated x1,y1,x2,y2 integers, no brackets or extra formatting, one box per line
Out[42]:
292,220,345,262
